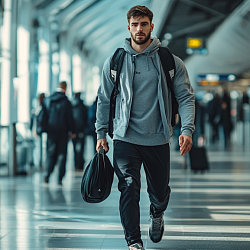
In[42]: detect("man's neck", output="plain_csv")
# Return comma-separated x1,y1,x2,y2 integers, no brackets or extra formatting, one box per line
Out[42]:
131,39,151,53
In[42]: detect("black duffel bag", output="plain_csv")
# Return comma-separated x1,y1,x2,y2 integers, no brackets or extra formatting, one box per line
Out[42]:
81,148,114,203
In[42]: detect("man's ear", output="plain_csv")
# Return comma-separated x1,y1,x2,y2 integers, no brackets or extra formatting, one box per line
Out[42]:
151,23,154,32
128,24,130,32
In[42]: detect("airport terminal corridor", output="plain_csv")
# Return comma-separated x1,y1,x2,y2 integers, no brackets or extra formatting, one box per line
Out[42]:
1,0,250,249
1,138,250,250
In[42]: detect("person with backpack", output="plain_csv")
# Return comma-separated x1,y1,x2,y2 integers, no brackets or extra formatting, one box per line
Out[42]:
87,96,98,154
71,92,88,171
207,93,222,143
44,81,75,185
95,5,195,250
30,93,45,169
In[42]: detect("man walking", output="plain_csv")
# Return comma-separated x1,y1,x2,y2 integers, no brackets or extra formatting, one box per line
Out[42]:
44,81,75,185
95,5,195,250
71,92,88,171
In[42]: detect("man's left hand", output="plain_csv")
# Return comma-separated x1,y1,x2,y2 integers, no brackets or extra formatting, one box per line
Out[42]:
179,135,193,155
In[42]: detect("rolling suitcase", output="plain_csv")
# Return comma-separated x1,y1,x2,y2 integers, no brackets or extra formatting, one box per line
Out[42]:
188,146,209,172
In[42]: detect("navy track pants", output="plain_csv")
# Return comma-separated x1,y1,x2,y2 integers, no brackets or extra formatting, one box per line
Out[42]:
113,140,171,246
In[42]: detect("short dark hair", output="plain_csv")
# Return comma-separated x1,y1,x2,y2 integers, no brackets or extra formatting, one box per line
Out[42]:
74,92,81,98
127,5,153,24
58,81,67,90
38,93,45,105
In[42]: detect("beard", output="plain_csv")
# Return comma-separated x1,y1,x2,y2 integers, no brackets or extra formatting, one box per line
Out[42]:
131,31,151,45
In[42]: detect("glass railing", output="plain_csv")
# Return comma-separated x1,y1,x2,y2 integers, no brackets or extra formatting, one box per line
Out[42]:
0,123,36,176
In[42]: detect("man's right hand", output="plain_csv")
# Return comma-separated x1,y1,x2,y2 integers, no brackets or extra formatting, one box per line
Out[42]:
96,138,109,153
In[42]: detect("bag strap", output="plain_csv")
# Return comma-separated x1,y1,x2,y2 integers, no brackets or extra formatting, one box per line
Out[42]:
108,46,178,138
108,48,126,138
158,47,176,91
158,47,178,127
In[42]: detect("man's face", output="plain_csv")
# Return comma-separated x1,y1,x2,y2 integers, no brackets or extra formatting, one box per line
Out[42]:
128,16,154,45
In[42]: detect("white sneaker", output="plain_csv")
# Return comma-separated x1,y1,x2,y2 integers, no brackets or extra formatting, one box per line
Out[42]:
129,242,145,250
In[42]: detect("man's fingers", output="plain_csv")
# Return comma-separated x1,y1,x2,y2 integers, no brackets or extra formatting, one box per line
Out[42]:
102,142,109,152
179,135,193,155
180,144,191,155
96,140,103,152
179,136,184,146
180,144,187,155
181,142,192,155
96,138,109,153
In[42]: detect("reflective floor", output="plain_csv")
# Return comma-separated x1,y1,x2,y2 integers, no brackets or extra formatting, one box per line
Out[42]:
0,137,250,250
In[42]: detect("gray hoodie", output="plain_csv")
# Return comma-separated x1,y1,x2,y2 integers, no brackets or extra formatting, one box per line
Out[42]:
95,37,195,145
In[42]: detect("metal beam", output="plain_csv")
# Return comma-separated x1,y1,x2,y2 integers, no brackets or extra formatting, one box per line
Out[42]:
56,0,99,31
150,0,175,37
40,0,72,16
171,15,224,39
180,0,226,17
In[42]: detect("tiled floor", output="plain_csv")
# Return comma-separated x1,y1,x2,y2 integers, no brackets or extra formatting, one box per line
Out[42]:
0,137,250,250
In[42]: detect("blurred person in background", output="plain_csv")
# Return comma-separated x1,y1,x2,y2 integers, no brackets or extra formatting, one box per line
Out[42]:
207,93,222,143
30,93,45,137
193,98,205,146
44,81,75,185
71,92,88,171
87,96,98,154
30,93,45,169
219,91,232,149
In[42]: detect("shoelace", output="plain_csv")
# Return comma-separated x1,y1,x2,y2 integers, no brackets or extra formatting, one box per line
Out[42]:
151,215,162,230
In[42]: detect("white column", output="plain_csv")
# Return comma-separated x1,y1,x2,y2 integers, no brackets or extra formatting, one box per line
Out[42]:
59,32,72,96
17,0,31,123
1,0,17,126
81,59,88,101
37,33,50,95
72,51,82,93
92,65,100,98
0,0,18,176
51,50,60,91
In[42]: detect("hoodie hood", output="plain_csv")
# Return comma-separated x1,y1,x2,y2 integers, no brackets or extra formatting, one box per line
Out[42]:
50,91,66,102
124,36,161,56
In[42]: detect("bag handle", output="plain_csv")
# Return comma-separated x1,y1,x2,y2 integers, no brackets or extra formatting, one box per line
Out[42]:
99,148,105,155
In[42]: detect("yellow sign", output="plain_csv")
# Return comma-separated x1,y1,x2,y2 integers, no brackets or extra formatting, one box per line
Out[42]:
199,80,220,86
187,38,203,49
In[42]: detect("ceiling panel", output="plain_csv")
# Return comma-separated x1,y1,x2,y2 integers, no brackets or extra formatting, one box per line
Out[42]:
159,0,244,60
33,0,250,80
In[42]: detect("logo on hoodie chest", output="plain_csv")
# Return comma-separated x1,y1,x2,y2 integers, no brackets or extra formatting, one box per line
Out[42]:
135,71,141,74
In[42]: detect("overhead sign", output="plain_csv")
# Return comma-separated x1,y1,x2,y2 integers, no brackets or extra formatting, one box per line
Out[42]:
187,38,203,49
197,74,236,85
186,37,207,55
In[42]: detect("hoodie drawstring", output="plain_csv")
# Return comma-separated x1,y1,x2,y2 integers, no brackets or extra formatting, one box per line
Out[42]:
131,52,151,71
132,55,136,64
146,52,150,71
